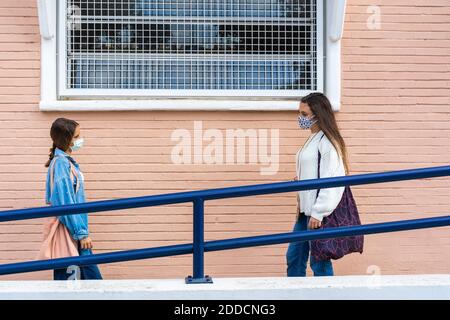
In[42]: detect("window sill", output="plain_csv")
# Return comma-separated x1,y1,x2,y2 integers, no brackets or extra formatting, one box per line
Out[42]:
39,99,301,111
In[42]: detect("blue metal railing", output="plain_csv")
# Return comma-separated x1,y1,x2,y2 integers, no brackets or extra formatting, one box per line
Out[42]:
0,165,450,283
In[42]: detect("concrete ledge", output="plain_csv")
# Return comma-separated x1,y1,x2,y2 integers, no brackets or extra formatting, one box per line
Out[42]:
0,275,449,300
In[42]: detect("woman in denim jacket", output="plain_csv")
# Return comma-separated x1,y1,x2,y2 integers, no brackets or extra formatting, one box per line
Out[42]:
45,118,102,280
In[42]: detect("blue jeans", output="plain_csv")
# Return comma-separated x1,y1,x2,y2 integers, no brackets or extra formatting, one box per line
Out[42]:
53,241,103,280
286,214,334,277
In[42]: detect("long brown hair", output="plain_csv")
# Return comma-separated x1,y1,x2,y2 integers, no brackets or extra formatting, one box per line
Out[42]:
301,92,350,174
45,118,79,167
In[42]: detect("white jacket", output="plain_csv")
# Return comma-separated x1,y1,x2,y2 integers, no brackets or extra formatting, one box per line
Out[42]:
295,130,346,222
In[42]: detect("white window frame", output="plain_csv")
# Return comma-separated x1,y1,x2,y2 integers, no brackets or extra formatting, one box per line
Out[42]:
39,0,343,111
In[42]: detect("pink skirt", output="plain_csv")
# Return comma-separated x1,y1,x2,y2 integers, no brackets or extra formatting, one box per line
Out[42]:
35,217,79,260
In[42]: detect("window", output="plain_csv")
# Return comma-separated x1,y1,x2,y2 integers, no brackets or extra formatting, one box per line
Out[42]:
40,0,347,111
59,0,323,99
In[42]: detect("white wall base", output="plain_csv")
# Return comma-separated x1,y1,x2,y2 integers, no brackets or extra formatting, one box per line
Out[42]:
0,275,449,300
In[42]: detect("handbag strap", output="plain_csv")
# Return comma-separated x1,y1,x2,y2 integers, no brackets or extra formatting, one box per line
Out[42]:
315,133,326,199
49,156,80,198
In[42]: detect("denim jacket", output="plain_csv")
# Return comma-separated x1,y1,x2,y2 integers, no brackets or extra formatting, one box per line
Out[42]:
45,148,89,241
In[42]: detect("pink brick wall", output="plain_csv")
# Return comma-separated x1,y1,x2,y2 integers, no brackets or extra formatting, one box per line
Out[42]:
0,0,449,280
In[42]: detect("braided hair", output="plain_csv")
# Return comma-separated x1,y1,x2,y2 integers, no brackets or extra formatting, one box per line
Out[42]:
45,118,79,167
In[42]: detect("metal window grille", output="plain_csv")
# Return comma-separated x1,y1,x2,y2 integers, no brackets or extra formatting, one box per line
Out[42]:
64,0,319,95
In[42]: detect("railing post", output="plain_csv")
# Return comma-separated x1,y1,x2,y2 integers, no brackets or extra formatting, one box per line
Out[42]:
185,198,213,284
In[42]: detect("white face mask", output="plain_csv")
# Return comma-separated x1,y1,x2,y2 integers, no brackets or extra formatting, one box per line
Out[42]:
70,138,84,152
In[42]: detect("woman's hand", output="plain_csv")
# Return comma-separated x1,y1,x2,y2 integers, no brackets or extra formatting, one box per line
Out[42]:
80,237,93,250
308,217,322,230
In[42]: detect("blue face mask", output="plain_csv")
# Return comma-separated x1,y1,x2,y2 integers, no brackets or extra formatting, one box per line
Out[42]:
298,115,317,130
70,138,84,152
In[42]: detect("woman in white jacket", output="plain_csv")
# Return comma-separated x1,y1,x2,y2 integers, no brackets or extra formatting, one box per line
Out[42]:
286,92,350,277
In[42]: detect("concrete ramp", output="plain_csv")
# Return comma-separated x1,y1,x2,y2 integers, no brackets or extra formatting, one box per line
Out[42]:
0,275,448,300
